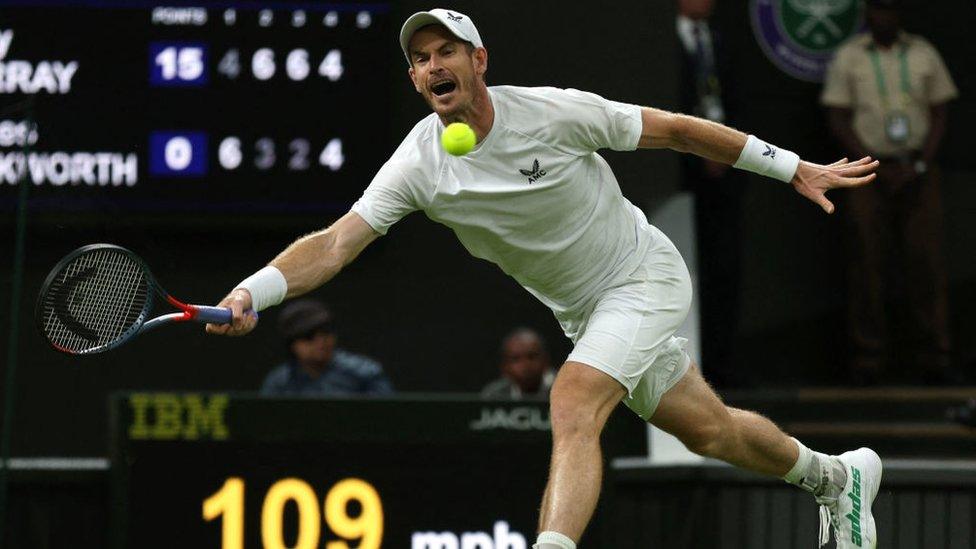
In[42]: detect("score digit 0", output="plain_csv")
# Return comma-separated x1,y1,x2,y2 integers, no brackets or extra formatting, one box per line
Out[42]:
203,477,383,549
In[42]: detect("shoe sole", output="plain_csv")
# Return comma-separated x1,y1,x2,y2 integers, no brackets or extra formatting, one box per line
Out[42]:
850,447,883,548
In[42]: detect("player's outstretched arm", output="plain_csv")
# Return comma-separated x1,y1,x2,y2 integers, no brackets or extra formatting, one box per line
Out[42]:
636,107,878,214
206,211,380,336
270,211,380,297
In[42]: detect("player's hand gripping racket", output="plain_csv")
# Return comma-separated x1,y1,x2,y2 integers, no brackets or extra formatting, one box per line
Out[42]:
36,244,247,355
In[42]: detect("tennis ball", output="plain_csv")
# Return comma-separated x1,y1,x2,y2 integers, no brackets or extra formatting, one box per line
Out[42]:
441,122,476,156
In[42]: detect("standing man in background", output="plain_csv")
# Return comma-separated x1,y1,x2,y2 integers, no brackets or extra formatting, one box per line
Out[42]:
482,328,557,399
676,0,747,387
822,0,958,385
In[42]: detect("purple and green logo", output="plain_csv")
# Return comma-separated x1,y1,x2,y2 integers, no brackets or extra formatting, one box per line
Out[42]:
750,0,863,82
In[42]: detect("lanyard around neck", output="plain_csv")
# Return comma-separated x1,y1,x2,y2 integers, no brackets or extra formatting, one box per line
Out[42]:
869,44,911,108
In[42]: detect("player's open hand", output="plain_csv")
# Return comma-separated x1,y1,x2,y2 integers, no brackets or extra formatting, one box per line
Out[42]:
791,156,879,214
206,288,258,336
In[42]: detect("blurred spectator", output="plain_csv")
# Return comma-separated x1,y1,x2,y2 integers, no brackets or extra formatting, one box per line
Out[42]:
677,0,747,387
482,328,556,399
261,299,393,396
822,0,958,384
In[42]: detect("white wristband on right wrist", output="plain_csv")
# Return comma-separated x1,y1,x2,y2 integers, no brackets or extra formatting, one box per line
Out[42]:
733,135,800,183
236,266,287,312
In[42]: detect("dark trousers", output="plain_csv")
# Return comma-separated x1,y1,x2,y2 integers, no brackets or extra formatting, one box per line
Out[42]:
691,169,745,387
844,164,952,382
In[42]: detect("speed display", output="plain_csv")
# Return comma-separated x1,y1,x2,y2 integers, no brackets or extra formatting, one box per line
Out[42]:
0,1,392,216
111,395,558,548
111,394,642,547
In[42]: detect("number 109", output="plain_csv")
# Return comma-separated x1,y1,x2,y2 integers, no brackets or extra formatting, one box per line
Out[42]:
203,476,383,549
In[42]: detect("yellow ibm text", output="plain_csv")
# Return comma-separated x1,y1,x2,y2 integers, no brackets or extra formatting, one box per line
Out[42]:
203,476,383,549
128,393,229,440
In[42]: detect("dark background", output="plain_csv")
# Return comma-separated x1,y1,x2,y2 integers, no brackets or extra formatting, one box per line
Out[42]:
716,0,976,384
1,0,974,457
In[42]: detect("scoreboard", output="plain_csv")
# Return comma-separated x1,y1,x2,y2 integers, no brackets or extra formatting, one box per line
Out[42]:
112,395,554,549
111,394,638,548
0,1,392,217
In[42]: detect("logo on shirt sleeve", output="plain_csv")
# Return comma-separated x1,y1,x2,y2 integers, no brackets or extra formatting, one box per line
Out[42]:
518,159,547,184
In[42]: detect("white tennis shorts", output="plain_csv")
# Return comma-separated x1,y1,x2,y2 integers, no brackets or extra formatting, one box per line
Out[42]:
560,233,693,420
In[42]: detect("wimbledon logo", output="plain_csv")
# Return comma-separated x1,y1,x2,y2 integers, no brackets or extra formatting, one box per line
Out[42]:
750,0,863,82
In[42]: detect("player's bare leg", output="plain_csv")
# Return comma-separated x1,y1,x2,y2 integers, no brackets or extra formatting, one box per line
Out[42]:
535,361,625,547
651,362,882,548
650,362,798,474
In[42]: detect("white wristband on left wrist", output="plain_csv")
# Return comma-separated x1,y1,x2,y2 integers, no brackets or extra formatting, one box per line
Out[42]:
733,135,801,183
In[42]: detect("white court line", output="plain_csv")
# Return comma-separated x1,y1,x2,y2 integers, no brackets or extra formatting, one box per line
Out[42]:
0,457,109,470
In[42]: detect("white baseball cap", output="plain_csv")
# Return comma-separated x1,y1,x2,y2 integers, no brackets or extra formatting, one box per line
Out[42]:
399,8,484,65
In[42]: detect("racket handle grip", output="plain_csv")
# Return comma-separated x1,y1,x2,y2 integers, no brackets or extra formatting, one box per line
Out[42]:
194,306,235,325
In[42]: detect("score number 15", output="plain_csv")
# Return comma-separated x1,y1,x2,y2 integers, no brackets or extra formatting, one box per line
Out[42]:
203,477,383,549
150,43,207,86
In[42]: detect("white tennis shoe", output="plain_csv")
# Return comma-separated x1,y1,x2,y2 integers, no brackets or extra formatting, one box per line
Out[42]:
816,448,883,548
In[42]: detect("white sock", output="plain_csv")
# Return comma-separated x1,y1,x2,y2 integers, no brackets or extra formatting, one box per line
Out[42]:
782,438,846,498
782,437,815,488
534,530,576,549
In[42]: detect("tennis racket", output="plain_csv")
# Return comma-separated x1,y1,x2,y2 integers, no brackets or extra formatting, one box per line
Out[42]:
36,243,244,355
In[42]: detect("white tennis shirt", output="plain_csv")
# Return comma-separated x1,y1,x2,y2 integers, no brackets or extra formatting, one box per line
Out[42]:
352,85,663,318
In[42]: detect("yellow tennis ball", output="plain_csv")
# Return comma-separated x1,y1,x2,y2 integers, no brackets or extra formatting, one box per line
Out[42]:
441,122,476,156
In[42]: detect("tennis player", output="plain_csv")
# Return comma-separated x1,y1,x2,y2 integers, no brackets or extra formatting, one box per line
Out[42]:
209,9,881,548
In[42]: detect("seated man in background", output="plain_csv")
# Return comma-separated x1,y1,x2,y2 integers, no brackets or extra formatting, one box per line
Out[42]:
260,299,393,396
482,328,556,399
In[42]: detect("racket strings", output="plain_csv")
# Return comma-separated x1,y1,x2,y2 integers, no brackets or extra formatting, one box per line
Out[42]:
41,248,150,353
47,252,146,350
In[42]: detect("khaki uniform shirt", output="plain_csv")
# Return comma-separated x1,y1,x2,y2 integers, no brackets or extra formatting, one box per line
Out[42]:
821,32,958,157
